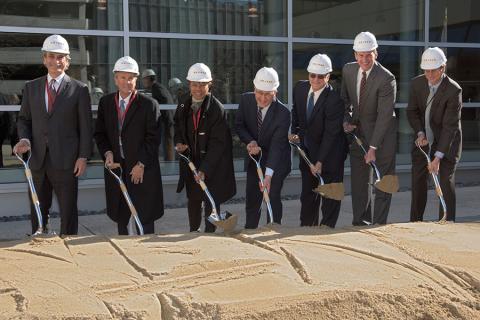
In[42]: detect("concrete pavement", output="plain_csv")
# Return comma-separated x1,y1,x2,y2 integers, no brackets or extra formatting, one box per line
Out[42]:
1,185,478,241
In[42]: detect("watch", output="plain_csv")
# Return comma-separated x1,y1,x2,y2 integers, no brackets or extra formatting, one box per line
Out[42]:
137,161,145,169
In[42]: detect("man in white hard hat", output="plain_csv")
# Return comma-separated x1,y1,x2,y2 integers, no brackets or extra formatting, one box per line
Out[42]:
141,69,175,161
290,54,348,228
406,47,462,222
94,56,164,234
14,34,92,235
341,31,397,225
235,67,291,228
174,63,236,232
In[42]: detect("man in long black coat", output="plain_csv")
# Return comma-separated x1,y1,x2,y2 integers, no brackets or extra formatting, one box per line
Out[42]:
290,54,347,228
174,63,236,233
94,56,163,235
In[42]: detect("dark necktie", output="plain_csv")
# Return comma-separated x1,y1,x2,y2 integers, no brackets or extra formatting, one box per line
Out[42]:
425,86,435,150
257,107,263,134
358,71,367,112
306,91,314,120
119,99,126,158
48,79,57,113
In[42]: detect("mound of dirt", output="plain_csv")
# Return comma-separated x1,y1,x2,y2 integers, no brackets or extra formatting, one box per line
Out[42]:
0,222,479,319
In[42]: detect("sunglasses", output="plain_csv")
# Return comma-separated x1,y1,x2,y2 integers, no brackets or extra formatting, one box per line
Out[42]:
309,73,327,79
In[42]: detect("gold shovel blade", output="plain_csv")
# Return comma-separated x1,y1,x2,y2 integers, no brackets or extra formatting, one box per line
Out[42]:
209,213,238,233
374,175,399,194
314,182,345,201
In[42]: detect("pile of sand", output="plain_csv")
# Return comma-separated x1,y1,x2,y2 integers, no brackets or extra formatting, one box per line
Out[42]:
0,222,479,319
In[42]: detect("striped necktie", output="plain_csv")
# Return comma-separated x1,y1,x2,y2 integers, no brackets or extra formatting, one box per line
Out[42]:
425,86,435,151
48,79,57,113
257,107,263,134
358,71,367,111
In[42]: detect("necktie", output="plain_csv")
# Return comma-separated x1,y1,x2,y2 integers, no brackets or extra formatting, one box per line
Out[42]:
358,71,367,112
119,99,126,158
257,107,263,134
425,86,435,151
48,79,57,113
306,92,314,120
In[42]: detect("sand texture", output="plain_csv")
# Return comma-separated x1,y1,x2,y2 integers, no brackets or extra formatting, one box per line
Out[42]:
0,222,479,319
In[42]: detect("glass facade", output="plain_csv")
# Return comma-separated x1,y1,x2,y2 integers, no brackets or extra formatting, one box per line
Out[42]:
0,0,479,183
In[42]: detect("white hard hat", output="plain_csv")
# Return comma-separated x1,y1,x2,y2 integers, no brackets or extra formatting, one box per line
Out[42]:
420,47,447,70
253,67,280,91
141,69,156,78
307,54,332,75
353,31,378,52
113,56,139,75
41,34,70,55
186,63,212,82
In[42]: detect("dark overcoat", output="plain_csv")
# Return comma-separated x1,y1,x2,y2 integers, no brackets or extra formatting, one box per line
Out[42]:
94,92,164,224
174,93,236,203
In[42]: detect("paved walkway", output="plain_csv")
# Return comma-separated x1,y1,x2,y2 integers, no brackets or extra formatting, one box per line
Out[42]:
1,186,479,240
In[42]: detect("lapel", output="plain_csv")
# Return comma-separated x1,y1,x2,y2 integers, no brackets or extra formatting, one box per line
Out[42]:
308,84,330,126
430,76,448,115
50,74,71,116
122,91,140,130
350,65,360,107
39,76,48,115
299,82,309,124
420,78,430,113
361,62,379,108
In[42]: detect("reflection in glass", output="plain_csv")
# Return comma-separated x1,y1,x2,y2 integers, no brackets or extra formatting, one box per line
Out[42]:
443,48,480,103
293,0,424,41
429,0,480,43
129,0,287,36
130,38,287,103
0,0,123,30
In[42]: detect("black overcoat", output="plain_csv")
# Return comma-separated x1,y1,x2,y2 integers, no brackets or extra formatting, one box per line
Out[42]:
94,92,164,224
174,93,236,203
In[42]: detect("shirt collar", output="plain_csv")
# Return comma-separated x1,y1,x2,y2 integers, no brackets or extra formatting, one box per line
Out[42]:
429,74,445,93
47,72,65,85
308,85,326,99
118,91,133,105
358,65,373,79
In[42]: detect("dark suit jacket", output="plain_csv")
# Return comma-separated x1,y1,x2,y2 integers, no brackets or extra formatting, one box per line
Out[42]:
291,81,347,166
17,74,92,170
235,92,291,177
341,61,396,150
94,92,164,223
406,74,462,162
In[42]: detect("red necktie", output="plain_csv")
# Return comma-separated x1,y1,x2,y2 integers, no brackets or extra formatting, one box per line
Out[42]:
358,71,367,112
48,79,57,113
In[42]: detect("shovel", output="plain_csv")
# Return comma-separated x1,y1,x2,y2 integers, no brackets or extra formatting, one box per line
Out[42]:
347,132,399,194
15,150,44,236
105,163,144,235
416,143,447,222
249,150,274,224
177,150,237,233
289,141,344,201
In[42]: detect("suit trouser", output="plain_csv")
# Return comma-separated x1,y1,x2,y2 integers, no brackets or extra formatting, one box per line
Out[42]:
245,162,285,228
299,150,344,228
187,198,218,233
31,151,78,235
410,147,457,222
349,141,396,225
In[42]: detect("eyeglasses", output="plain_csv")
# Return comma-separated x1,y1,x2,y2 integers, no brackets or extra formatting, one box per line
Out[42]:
309,73,327,80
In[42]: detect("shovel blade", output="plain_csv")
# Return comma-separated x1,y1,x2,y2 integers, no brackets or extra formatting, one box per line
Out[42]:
314,182,345,201
374,175,399,194
208,211,238,233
